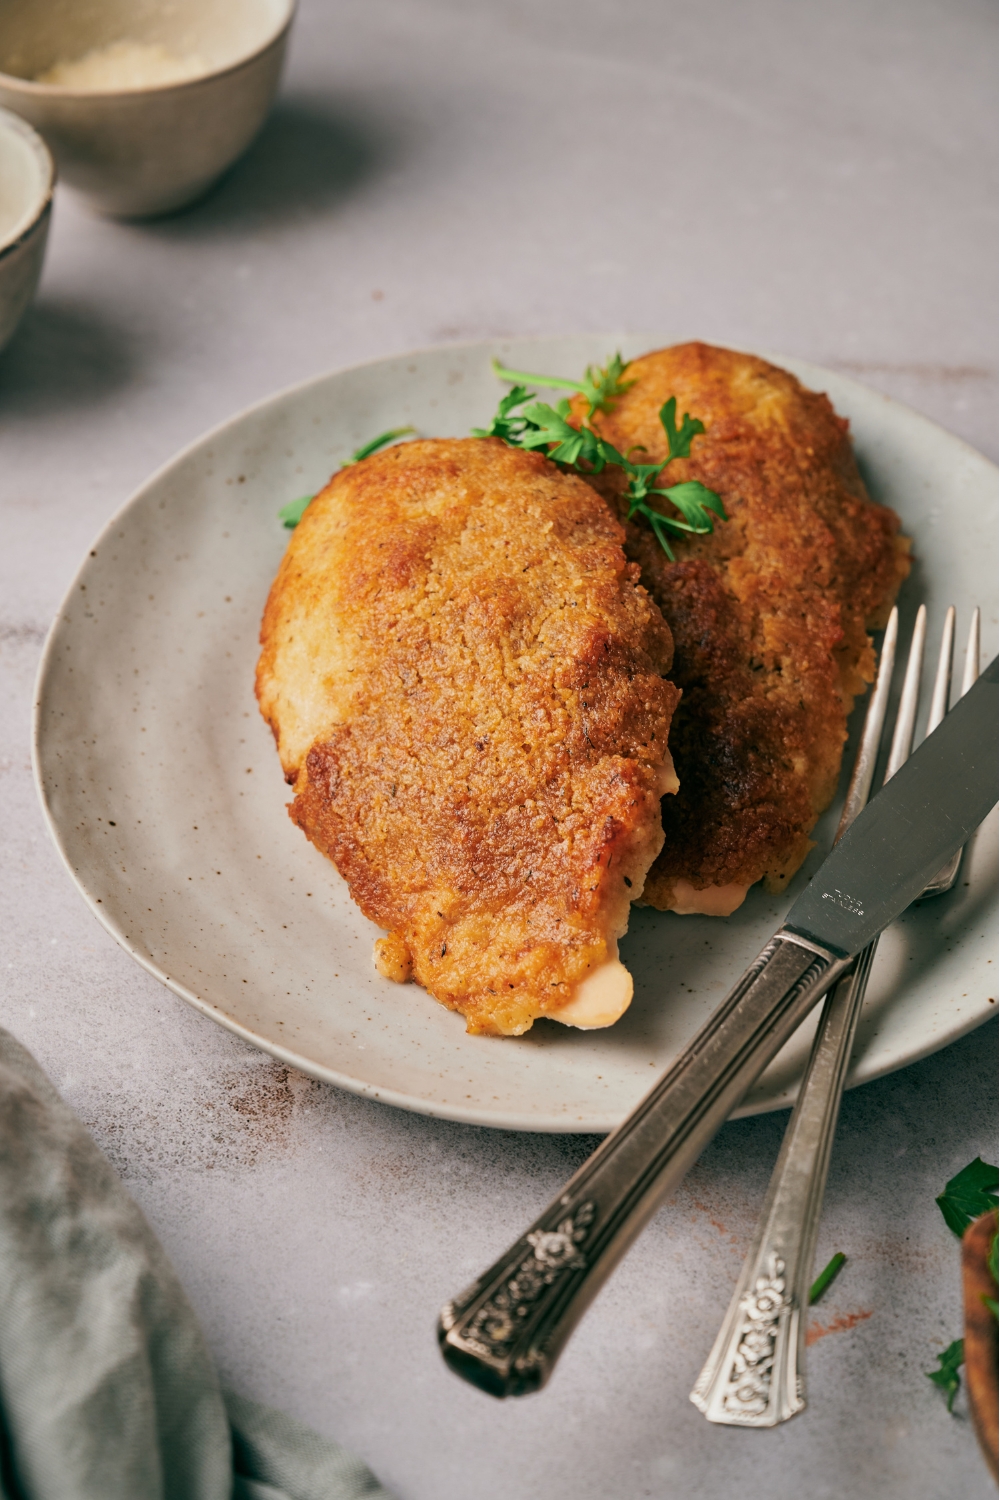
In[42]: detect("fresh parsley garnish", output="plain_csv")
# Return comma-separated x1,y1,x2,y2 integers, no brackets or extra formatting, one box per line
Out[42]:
659,394,705,462
475,356,726,559
473,390,604,466
489,354,634,417
277,494,314,528
935,1157,999,1238
347,425,416,464
277,425,416,528
809,1251,846,1305
925,1156,999,1411
926,1339,965,1412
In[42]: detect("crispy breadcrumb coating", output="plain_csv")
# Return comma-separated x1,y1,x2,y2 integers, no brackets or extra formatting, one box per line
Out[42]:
256,437,679,1035
575,343,910,911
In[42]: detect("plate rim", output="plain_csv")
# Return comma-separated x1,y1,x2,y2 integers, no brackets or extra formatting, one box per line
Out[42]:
31,335,1000,1132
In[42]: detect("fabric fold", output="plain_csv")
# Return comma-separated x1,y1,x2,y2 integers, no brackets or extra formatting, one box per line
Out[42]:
0,1028,393,1500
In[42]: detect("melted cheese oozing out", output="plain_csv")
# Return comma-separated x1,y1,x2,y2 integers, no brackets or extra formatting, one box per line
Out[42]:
552,749,678,1029
668,879,750,917
551,954,633,1029
373,934,411,983
658,747,680,797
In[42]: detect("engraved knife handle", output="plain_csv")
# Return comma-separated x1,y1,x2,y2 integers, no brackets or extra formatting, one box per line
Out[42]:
690,941,876,1425
438,928,848,1397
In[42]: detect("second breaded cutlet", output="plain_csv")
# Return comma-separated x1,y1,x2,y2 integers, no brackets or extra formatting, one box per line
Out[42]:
575,342,910,914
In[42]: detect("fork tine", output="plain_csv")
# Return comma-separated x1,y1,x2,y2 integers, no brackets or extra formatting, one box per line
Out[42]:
962,607,981,695
919,607,982,901
835,607,898,841
925,606,955,736
885,603,926,780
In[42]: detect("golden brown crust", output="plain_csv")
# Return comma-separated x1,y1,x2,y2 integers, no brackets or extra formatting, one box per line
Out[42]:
257,437,679,1034
575,342,910,907
962,1210,999,1478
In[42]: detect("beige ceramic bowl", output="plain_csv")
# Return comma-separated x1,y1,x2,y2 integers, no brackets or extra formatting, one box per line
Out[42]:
0,105,54,353
0,0,294,218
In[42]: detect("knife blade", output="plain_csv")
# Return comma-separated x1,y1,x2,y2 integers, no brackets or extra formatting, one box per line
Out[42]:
785,655,998,957
438,658,998,1398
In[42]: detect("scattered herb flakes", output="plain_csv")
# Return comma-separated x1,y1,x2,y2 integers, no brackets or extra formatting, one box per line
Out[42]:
278,425,416,528
935,1157,999,1238
809,1251,846,1305
926,1338,965,1412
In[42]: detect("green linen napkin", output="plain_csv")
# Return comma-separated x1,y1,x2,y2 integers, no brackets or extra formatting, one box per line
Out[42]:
0,1027,394,1500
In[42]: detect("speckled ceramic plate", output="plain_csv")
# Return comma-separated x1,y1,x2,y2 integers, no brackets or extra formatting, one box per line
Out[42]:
32,337,999,1131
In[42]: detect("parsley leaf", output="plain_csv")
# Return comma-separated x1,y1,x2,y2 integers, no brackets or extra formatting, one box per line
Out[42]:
923,1158,998,1412
278,494,315,528
471,384,537,444
619,477,728,561
659,396,705,462
490,354,634,418
926,1338,964,1412
935,1157,999,1238
277,425,415,528
346,425,416,465
475,392,611,469
478,359,727,559
515,402,590,458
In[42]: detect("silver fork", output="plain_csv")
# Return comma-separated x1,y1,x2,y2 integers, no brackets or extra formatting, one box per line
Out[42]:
690,604,982,1427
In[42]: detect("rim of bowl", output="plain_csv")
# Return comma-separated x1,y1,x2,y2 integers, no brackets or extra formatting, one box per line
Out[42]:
0,0,296,100
0,104,54,258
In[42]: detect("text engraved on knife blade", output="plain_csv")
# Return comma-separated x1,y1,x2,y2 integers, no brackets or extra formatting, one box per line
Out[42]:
821,889,864,917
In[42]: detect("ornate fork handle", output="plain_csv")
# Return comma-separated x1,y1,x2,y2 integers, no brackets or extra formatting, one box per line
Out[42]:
691,604,982,1427
690,944,875,1424
438,931,848,1397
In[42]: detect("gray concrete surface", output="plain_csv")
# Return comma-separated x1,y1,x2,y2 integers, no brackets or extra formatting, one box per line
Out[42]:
1,1,996,1496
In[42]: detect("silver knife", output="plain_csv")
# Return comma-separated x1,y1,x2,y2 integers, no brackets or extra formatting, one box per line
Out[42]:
438,657,998,1398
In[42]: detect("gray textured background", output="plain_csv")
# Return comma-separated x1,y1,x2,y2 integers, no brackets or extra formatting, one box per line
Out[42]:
1,1,997,1496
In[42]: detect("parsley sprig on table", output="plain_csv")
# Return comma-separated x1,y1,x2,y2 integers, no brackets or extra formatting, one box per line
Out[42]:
809,1251,846,1305
473,355,727,560
927,1338,966,1413
277,425,416,528
936,1156,999,1320
925,1155,999,1413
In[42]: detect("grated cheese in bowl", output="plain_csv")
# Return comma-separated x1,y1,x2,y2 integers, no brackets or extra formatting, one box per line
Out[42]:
36,40,208,91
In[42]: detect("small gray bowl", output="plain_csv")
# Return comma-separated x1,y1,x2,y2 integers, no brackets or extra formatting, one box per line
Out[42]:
0,105,54,354
0,0,295,219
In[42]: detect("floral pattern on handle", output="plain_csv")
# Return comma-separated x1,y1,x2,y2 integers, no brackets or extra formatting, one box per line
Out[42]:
718,1254,792,1419
455,1202,596,1362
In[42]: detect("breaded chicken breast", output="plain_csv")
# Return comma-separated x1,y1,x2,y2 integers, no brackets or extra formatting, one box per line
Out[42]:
574,343,909,914
256,437,679,1035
